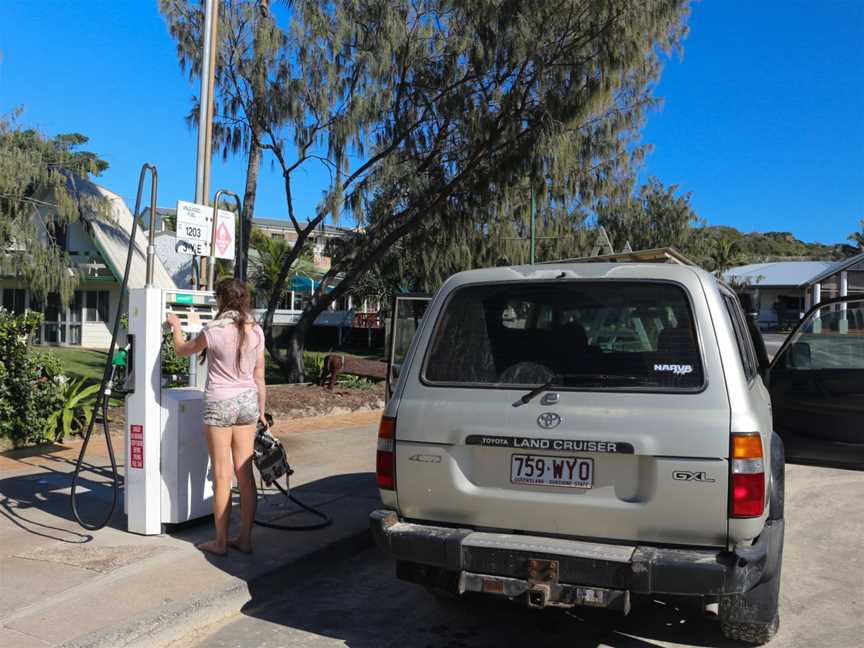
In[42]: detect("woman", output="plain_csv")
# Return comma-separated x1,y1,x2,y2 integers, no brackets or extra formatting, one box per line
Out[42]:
165,278,266,556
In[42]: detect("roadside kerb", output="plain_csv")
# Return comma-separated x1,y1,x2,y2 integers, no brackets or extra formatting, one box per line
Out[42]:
56,521,375,648
0,414,382,648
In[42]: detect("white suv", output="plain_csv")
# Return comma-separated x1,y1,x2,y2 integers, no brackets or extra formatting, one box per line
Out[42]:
371,263,786,644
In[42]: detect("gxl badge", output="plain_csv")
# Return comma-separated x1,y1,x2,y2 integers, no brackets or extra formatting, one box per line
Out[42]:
537,412,562,429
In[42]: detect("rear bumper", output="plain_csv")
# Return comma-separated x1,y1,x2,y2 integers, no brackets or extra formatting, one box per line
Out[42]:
370,510,783,598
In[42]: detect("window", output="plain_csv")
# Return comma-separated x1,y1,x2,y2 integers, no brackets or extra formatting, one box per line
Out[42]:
2,288,26,313
778,299,864,370
424,281,704,390
723,294,758,381
85,290,109,322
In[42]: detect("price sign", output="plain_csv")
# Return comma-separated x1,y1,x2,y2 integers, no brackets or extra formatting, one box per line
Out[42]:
176,200,211,245
175,200,235,259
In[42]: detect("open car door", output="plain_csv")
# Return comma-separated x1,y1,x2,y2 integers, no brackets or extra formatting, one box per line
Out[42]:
764,295,864,469
386,293,431,402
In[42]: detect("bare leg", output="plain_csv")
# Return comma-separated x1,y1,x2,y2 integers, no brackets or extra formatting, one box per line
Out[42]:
229,423,257,553
198,425,233,556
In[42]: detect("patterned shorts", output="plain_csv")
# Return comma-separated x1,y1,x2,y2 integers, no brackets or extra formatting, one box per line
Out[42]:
203,389,259,427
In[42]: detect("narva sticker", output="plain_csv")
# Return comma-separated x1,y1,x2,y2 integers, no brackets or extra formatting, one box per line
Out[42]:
654,363,693,376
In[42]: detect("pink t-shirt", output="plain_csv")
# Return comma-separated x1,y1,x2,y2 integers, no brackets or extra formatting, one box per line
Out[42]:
201,322,264,401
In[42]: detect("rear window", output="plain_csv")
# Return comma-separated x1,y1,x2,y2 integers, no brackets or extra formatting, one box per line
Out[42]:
423,281,704,390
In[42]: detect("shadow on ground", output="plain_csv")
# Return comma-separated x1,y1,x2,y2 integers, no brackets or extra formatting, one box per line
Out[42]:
0,451,125,542
165,472,379,590
200,547,743,648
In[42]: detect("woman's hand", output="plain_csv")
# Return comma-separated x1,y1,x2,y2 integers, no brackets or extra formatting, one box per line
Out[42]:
258,413,269,430
165,313,181,330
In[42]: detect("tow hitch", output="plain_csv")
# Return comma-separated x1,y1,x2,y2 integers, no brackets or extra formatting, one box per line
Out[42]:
455,558,631,614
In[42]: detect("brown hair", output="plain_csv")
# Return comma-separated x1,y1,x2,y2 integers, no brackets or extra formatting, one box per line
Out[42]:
200,278,255,370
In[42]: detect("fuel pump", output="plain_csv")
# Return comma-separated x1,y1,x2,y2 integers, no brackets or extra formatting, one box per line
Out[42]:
72,165,330,534
123,288,218,534
72,165,218,534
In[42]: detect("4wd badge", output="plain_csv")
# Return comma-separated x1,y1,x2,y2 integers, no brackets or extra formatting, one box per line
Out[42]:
537,412,562,429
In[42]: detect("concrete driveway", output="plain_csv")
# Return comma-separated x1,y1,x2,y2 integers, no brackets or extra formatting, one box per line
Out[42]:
170,460,864,648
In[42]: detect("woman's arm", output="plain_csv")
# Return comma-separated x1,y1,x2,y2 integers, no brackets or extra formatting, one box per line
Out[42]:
254,348,267,427
165,313,207,357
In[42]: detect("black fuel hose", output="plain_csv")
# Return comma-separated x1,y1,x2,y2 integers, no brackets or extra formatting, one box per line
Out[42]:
231,477,333,531
71,164,156,530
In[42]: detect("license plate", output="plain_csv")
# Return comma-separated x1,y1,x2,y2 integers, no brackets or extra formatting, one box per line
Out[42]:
510,454,593,488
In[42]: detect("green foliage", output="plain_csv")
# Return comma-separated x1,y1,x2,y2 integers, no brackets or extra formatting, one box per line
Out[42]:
0,111,109,304
45,377,100,440
303,352,326,383
162,332,191,378
163,0,692,382
249,227,317,308
598,178,700,254
0,308,67,445
849,219,864,251
685,225,852,270
336,374,375,390
708,239,739,278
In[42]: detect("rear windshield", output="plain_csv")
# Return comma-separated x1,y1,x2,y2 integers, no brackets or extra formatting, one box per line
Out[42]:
423,281,704,390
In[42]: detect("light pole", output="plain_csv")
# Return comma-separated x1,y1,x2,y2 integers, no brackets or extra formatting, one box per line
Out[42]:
195,0,219,288
529,185,536,264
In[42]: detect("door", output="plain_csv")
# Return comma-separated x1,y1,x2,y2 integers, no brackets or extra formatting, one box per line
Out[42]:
765,296,864,466
386,294,431,402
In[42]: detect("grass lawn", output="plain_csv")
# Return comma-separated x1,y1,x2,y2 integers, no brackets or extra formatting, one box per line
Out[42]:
49,346,382,386
49,347,110,381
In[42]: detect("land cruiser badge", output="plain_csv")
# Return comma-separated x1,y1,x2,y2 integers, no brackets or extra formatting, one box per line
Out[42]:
537,412,561,429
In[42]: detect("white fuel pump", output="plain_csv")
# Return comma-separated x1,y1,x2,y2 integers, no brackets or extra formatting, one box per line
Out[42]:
124,288,218,535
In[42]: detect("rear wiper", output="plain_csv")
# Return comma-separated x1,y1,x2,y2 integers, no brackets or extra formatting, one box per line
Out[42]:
514,377,560,407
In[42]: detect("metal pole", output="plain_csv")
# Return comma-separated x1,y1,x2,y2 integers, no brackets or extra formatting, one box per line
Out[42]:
195,0,218,288
529,185,536,265
208,189,241,289
143,166,159,287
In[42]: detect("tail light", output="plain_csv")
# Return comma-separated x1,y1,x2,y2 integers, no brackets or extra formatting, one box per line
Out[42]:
376,416,396,490
730,433,765,518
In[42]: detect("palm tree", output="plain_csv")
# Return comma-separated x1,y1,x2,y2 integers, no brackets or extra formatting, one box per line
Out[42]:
710,239,739,278
849,219,864,251
248,228,317,308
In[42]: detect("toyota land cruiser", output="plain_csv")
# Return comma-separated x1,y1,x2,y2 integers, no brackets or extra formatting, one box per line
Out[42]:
370,263,786,644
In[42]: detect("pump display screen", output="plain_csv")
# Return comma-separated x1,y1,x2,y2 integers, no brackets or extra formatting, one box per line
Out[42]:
164,291,218,333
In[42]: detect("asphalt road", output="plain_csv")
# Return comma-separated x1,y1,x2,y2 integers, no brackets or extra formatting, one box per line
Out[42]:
169,462,863,648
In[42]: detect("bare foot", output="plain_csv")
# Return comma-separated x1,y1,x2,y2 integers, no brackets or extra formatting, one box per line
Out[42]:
195,540,227,556
228,537,253,554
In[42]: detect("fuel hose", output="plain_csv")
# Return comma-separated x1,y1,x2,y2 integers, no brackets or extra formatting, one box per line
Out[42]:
71,164,156,530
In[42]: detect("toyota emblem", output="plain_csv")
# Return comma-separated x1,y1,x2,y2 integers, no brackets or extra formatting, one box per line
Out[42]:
537,412,561,429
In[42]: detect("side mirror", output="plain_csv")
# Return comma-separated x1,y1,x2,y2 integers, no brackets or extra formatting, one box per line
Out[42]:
736,292,759,318
789,342,811,369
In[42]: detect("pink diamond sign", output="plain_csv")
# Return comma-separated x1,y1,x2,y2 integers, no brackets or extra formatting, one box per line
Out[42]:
212,212,235,260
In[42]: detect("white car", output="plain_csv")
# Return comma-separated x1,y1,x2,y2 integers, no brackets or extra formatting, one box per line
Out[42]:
371,263,788,644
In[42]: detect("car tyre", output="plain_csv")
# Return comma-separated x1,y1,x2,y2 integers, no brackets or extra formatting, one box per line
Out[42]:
719,527,783,645
720,612,779,645
768,433,785,521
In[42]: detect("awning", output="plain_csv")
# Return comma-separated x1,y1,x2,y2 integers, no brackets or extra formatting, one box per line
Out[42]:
291,275,315,293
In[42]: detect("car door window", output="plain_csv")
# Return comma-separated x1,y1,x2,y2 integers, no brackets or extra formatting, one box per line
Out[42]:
723,294,758,381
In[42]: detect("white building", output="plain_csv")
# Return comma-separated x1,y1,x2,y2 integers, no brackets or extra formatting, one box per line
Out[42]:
1,177,175,348
724,253,864,329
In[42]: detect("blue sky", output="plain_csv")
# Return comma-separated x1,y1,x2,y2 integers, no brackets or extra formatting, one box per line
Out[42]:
1,1,861,244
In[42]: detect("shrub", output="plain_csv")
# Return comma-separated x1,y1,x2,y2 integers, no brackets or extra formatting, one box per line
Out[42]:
304,352,326,383
162,331,190,380
45,377,100,439
0,308,67,445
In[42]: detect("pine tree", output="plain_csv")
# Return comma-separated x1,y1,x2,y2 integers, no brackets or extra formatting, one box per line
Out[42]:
163,0,692,381
0,112,109,303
